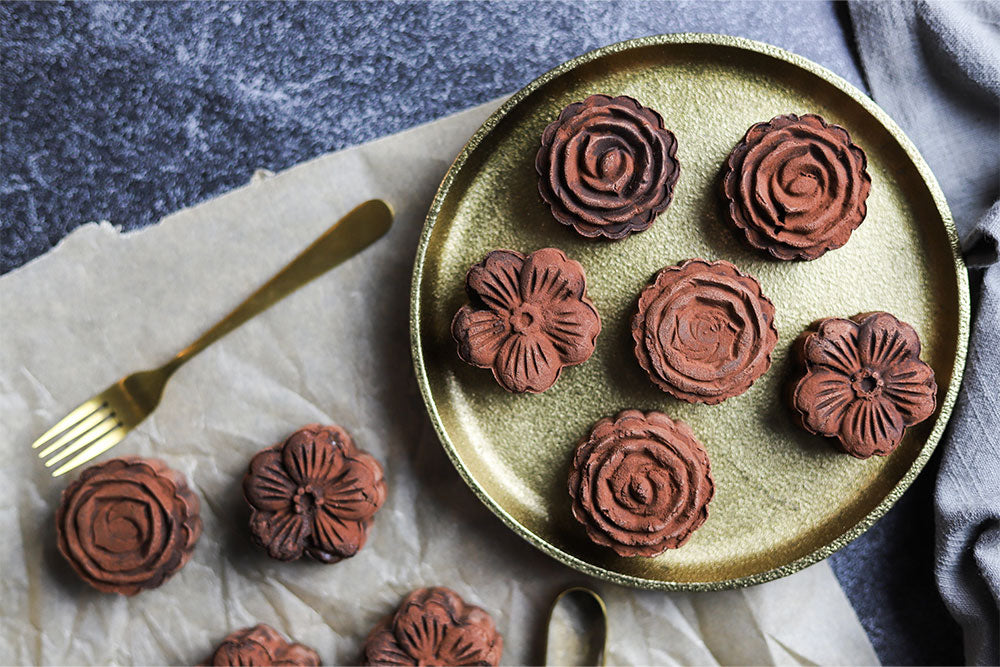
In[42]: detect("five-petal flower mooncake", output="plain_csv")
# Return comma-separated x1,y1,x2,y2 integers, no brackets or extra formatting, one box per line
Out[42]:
451,247,601,393
791,311,937,458
243,423,387,563
207,624,320,666
363,587,502,666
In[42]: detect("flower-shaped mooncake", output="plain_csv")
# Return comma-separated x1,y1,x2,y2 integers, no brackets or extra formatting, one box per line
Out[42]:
632,258,778,404
363,587,503,666
208,624,320,666
792,312,937,458
243,423,387,562
451,248,601,393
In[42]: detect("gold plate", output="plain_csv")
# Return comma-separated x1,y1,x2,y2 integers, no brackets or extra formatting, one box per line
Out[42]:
410,34,969,590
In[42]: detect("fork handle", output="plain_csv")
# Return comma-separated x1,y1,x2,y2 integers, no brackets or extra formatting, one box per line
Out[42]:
165,199,393,372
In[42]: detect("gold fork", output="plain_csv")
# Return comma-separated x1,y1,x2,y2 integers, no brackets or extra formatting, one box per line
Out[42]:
32,198,394,477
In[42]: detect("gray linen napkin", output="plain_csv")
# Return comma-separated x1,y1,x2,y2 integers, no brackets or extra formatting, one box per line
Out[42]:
848,1,1000,664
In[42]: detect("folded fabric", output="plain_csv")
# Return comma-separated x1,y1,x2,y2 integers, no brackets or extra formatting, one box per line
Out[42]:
849,2,1000,663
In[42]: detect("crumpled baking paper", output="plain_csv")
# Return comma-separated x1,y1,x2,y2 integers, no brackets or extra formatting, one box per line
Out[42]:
0,99,879,666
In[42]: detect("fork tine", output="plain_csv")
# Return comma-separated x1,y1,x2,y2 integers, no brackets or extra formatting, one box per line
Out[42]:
37,406,114,458
32,399,107,449
44,418,120,467
51,425,127,478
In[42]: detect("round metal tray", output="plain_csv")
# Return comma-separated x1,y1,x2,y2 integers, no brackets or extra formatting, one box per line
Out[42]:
410,34,969,590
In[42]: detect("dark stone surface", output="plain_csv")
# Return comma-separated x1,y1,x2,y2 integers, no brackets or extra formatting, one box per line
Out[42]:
0,2,962,663
2,0,866,271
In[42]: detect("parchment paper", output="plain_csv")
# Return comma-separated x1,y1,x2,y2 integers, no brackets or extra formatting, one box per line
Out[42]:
0,100,879,666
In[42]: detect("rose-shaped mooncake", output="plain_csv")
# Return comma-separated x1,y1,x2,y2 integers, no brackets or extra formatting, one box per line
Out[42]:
536,94,680,239
363,587,503,666
451,248,601,393
568,410,714,557
632,258,778,404
56,456,202,595
208,624,320,666
244,423,387,563
722,113,871,260
792,311,937,458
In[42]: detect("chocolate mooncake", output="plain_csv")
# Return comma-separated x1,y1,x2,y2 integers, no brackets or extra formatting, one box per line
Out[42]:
243,423,386,563
207,624,320,666
56,456,202,595
791,311,937,458
632,258,778,403
536,94,680,239
568,410,714,557
451,248,601,393
722,113,871,260
363,587,503,666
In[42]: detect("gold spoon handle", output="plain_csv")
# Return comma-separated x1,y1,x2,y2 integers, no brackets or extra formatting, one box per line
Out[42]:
544,586,609,666
168,199,394,370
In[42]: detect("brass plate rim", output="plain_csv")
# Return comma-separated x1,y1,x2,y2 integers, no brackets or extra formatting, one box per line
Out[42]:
410,32,970,591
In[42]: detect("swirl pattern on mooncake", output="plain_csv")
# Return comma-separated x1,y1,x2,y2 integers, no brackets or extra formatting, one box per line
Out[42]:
364,587,503,666
568,410,714,557
536,94,680,239
632,259,778,404
792,311,937,458
722,113,871,260
56,457,202,595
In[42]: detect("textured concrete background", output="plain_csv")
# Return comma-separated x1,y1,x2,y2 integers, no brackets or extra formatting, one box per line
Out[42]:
0,1,962,664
